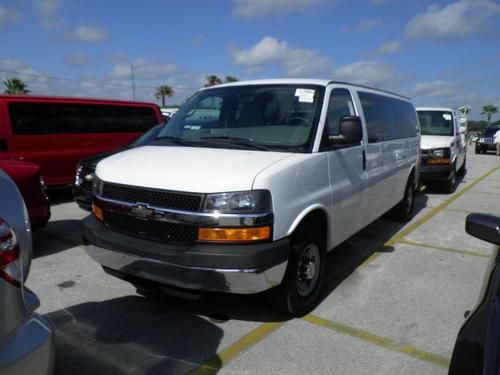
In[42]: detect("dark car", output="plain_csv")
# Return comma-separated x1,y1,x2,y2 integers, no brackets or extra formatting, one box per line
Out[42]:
73,123,165,211
449,213,500,375
0,159,50,229
475,126,500,154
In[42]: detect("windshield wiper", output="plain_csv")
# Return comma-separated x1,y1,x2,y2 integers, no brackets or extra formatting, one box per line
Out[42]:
199,136,269,151
154,136,192,146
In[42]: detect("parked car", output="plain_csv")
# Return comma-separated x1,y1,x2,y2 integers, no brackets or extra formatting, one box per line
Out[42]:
417,107,467,193
74,122,165,211
449,213,500,375
83,79,420,317
475,126,500,154
0,169,55,375
0,159,50,229
160,107,179,120
0,95,163,187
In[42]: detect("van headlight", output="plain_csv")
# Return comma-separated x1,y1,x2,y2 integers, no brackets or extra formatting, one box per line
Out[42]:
92,176,104,197
203,190,272,213
427,148,451,165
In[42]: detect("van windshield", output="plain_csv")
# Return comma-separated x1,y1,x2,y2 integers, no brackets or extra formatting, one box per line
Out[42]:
417,110,454,136
155,84,324,152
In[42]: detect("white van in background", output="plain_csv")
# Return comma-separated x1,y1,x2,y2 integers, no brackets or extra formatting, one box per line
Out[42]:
83,79,420,316
417,107,467,193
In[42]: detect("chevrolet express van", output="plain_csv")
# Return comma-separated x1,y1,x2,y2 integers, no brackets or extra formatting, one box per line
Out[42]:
0,95,163,187
83,79,420,316
417,107,467,193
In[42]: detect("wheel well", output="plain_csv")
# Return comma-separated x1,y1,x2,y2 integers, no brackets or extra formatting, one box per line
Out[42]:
291,210,327,246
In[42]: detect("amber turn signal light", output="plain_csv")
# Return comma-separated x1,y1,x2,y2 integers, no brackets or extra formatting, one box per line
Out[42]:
427,158,450,165
92,203,104,221
198,226,271,242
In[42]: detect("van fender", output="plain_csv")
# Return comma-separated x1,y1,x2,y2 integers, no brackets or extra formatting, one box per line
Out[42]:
286,204,330,238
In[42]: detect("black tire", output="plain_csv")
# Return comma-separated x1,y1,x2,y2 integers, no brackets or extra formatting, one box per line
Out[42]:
390,176,415,222
444,168,457,194
269,228,326,317
475,147,480,154
457,156,466,177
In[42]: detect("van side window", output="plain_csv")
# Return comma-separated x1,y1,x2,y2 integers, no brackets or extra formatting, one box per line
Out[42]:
325,89,355,136
8,103,158,134
359,92,418,142
358,92,391,143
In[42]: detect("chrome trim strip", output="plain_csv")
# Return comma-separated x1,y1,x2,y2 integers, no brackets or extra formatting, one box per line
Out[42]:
96,195,274,227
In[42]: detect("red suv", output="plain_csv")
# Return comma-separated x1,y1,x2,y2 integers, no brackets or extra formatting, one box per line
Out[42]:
0,160,50,229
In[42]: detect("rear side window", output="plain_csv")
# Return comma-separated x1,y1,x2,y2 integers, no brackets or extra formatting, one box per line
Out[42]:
359,92,418,143
8,102,158,135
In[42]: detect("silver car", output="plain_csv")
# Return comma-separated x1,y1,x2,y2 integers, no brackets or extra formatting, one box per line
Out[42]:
0,169,54,374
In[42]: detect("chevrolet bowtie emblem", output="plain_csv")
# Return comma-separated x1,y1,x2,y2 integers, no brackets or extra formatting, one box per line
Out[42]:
130,204,155,220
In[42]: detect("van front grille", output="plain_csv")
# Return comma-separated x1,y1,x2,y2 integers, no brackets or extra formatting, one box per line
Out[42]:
102,183,203,212
104,211,197,244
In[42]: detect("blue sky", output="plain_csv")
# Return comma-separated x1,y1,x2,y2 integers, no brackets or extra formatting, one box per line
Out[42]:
0,0,499,120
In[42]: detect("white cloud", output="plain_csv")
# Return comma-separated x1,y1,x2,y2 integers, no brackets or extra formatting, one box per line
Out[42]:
34,0,64,29
359,19,382,32
0,5,19,29
232,36,331,76
109,59,179,81
64,52,93,67
233,0,326,18
65,25,110,42
405,0,500,39
333,60,400,88
375,40,400,55
414,80,458,97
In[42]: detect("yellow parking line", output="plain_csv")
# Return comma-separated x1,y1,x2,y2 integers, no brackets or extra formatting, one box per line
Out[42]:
191,321,284,375
361,163,500,266
398,239,491,258
303,315,450,368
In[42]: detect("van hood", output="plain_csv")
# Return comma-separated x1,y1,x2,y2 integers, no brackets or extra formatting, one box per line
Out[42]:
421,135,455,150
95,145,293,193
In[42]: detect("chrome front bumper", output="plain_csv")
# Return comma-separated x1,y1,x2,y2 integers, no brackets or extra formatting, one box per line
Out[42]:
85,243,287,294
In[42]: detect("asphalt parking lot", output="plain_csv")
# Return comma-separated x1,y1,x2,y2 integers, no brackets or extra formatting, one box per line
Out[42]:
28,150,500,375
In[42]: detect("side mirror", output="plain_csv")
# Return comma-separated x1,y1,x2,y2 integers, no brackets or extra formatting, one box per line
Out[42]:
328,116,363,147
466,214,500,246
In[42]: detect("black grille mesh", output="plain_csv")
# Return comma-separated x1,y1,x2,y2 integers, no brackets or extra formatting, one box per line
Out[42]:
102,183,203,211
104,211,197,244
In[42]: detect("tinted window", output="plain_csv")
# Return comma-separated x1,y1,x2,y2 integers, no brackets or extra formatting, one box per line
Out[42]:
417,110,454,136
359,92,418,142
325,88,355,135
8,103,158,135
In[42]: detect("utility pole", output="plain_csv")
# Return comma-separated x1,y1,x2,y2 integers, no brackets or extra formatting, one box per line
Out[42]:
131,64,136,101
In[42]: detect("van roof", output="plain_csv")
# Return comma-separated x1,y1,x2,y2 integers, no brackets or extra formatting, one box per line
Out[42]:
0,94,158,106
416,106,455,112
201,78,410,100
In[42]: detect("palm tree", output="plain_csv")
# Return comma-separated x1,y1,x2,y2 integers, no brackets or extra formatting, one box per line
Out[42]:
3,78,30,94
481,104,498,126
155,85,174,107
204,75,223,87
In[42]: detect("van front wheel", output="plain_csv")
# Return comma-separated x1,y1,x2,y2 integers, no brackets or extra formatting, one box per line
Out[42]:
269,229,325,317
390,177,415,222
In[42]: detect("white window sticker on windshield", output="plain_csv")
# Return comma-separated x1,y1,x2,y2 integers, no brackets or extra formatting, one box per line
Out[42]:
295,88,315,103
443,114,452,120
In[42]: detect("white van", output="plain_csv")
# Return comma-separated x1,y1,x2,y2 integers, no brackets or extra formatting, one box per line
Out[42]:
83,79,420,316
417,107,467,193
